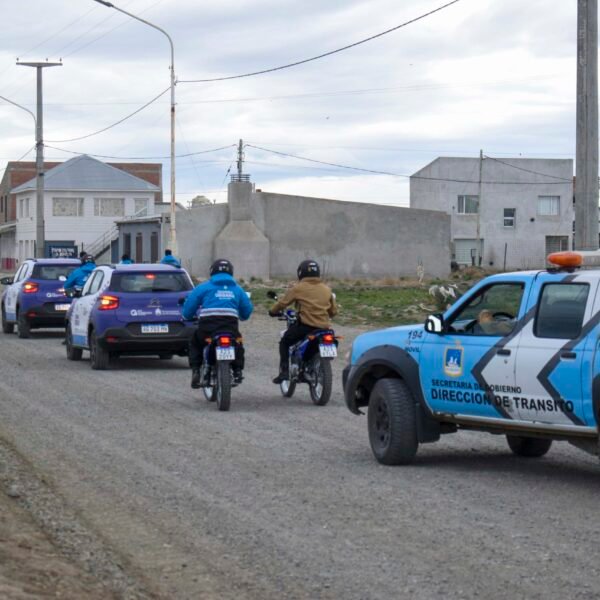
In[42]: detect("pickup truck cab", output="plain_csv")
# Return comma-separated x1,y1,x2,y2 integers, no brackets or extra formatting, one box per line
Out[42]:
1,258,81,338
343,252,600,465
65,263,195,369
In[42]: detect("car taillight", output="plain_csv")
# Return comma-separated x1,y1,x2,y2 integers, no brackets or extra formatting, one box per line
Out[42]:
322,333,335,344
98,295,119,310
23,281,39,294
219,336,231,347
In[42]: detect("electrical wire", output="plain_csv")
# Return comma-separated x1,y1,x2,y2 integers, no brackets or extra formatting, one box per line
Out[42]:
245,144,572,185
179,0,463,83
45,143,237,160
45,86,170,143
0,145,36,176
484,155,572,181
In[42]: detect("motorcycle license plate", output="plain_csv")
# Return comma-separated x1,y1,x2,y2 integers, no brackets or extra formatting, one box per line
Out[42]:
216,347,235,360
319,344,337,358
141,323,169,334
54,304,70,311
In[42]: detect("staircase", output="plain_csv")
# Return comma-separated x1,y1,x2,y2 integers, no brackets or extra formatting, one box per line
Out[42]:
86,225,119,262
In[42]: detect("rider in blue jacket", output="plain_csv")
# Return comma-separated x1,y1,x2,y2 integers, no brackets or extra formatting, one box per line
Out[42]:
182,259,253,388
160,249,181,268
64,255,96,293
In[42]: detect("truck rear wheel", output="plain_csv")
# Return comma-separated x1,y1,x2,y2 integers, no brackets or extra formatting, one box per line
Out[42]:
368,379,418,465
506,435,552,457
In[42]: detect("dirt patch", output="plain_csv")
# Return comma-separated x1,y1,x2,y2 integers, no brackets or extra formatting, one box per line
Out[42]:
0,489,114,599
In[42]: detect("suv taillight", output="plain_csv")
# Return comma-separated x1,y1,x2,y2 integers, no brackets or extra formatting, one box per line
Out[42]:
23,281,39,294
98,294,119,310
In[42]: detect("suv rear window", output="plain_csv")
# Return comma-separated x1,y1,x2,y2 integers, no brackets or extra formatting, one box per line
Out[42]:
110,272,192,293
32,264,78,280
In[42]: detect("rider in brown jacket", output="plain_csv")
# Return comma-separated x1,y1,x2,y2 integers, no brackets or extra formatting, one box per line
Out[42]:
269,259,338,383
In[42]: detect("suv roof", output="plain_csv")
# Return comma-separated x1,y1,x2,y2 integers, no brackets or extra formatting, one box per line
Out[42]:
112,264,185,273
25,258,81,265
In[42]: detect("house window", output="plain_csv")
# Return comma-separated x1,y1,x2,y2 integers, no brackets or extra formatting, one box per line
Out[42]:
538,196,560,216
457,195,479,214
53,197,84,217
134,198,149,216
94,197,125,217
123,233,131,257
503,208,516,228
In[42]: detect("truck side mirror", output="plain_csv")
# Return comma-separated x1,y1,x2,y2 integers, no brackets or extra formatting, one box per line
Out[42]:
425,314,445,334
0,277,13,285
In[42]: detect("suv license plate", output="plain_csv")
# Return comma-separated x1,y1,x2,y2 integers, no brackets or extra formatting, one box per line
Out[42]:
54,304,70,311
319,344,337,358
216,347,235,360
141,324,169,334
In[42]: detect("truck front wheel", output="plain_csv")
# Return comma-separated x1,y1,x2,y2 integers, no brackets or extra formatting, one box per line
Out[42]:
506,435,552,457
368,379,418,465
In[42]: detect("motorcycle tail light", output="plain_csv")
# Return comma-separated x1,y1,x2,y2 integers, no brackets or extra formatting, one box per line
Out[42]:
98,294,119,310
23,281,39,294
219,336,232,347
322,333,335,344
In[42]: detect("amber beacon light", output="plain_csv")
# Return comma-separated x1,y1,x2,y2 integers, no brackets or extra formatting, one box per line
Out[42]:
547,251,583,269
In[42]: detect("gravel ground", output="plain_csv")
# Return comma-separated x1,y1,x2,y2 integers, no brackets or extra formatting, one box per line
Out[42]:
1,314,600,599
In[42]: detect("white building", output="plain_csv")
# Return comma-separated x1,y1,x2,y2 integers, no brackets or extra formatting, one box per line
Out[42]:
11,154,159,262
409,157,574,270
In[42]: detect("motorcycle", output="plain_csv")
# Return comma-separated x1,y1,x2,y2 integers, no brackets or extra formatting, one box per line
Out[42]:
200,332,242,411
267,291,339,405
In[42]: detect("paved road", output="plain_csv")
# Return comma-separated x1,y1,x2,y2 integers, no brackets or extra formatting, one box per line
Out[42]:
1,314,600,599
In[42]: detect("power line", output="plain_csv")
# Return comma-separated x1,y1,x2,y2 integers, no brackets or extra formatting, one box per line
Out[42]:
245,144,572,185
17,5,100,60
483,155,573,181
45,143,236,160
45,86,170,143
179,0,463,83
0,145,36,176
62,0,168,59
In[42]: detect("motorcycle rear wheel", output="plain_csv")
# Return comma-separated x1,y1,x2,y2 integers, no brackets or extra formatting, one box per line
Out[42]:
216,362,232,412
309,357,333,406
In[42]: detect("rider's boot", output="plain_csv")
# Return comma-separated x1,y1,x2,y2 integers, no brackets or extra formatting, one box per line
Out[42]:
233,367,244,384
272,364,289,384
191,368,201,389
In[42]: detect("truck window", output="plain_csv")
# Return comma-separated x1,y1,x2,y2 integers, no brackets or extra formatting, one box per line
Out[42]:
446,282,524,336
534,283,589,339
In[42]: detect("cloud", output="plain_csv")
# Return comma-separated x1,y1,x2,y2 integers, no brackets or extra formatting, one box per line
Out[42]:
0,0,583,205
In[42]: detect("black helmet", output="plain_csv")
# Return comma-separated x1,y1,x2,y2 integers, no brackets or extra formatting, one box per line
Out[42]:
297,259,320,280
210,259,234,276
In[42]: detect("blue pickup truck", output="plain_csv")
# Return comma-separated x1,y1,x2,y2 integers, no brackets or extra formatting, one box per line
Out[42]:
343,252,600,465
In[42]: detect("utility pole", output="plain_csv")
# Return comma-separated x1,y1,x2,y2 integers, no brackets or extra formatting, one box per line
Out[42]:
16,60,61,258
575,0,599,250
237,139,244,179
476,149,483,267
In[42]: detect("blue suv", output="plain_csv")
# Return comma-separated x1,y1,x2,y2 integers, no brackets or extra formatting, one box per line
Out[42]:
1,258,81,338
344,252,600,465
65,264,195,369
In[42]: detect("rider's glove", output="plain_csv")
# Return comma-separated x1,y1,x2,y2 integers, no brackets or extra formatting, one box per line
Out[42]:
268,310,282,317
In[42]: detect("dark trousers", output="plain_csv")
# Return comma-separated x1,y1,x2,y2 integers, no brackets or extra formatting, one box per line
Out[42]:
189,317,244,370
279,323,319,369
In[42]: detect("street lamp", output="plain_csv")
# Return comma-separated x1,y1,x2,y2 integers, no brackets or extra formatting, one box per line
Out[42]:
92,0,177,254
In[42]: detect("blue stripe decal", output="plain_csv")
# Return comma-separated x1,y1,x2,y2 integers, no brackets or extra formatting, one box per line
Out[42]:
72,334,87,347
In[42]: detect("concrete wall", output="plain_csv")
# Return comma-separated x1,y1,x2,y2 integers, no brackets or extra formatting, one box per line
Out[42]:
410,157,574,269
254,192,450,279
174,185,450,280
177,204,229,276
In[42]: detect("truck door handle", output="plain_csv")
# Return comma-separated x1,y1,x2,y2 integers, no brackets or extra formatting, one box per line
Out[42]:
561,351,576,359
497,349,511,356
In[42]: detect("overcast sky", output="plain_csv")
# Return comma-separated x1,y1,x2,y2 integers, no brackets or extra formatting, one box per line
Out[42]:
0,0,579,206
